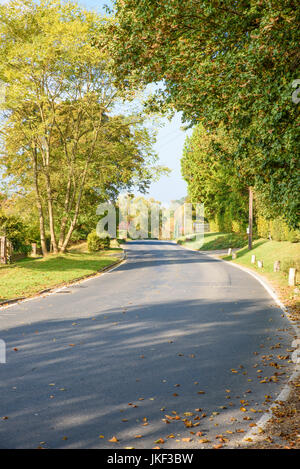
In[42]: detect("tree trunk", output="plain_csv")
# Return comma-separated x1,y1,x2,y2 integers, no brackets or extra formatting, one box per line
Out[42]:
58,175,73,249
44,171,58,254
32,146,48,256
60,166,89,253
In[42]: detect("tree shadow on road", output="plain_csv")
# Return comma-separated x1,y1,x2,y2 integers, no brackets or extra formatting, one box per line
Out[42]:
0,296,293,449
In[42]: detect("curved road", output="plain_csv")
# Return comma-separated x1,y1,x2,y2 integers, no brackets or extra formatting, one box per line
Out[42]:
0,241,294,448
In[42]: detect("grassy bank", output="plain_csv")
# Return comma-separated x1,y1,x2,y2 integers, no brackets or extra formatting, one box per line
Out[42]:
222,239,300,286
177,232,248,251
177,233,300,312
0,245,122,301
222,239,300,314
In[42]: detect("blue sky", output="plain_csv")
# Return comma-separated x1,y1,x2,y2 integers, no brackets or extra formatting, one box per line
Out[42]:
0,0,191,204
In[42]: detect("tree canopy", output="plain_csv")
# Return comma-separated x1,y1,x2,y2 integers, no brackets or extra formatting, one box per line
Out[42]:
0,0,164,254
109,0,300,228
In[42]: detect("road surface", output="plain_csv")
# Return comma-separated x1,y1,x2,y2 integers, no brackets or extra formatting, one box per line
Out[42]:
0,241,294,448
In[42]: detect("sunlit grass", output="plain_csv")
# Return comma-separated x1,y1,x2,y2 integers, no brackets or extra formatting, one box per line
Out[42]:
223,239,300,288
177,232,248,251
0,250,121,300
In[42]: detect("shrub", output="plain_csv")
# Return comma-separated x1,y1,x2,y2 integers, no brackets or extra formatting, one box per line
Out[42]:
0,215,31,254
256,216,270,239
87,230,110,252
257,216,300,242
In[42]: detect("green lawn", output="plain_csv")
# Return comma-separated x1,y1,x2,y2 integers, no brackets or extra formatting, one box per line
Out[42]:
223,239,300,289
0,248,122,301
177,232,248,251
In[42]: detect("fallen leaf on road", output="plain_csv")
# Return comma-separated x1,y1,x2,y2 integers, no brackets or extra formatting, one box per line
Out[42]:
155,439,165,444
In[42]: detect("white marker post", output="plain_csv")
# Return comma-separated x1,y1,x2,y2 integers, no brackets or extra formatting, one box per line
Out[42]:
288,268,296,287
0,340,6,364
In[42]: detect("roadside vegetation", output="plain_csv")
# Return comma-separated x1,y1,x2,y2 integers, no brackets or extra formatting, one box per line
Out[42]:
223,239,300,314
177,232,249,251
0,0,166,258
178,232,299,306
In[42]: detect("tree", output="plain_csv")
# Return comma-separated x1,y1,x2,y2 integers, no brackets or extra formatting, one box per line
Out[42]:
109,0,300,228
0,0,161,255
182,124,249,232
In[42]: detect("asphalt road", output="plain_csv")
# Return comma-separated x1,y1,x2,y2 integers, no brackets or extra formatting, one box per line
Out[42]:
0,240,295,449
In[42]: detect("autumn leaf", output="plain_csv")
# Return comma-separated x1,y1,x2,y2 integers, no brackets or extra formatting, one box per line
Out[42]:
155,438,165,444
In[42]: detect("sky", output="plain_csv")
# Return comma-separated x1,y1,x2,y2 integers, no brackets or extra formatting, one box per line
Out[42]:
0,0,191,205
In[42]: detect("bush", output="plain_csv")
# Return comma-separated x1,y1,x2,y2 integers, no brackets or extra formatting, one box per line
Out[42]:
0,215,31,254
87,230,110,252
256,216,270,239
257,216,300,242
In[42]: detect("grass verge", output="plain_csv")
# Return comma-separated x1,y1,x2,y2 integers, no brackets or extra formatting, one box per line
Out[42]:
177,232,248,251
0,246,122,301
222,239,300,316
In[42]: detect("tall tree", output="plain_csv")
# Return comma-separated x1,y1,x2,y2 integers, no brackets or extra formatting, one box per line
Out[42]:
0,0,161,254
182,124,249,231
109,0,300,228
